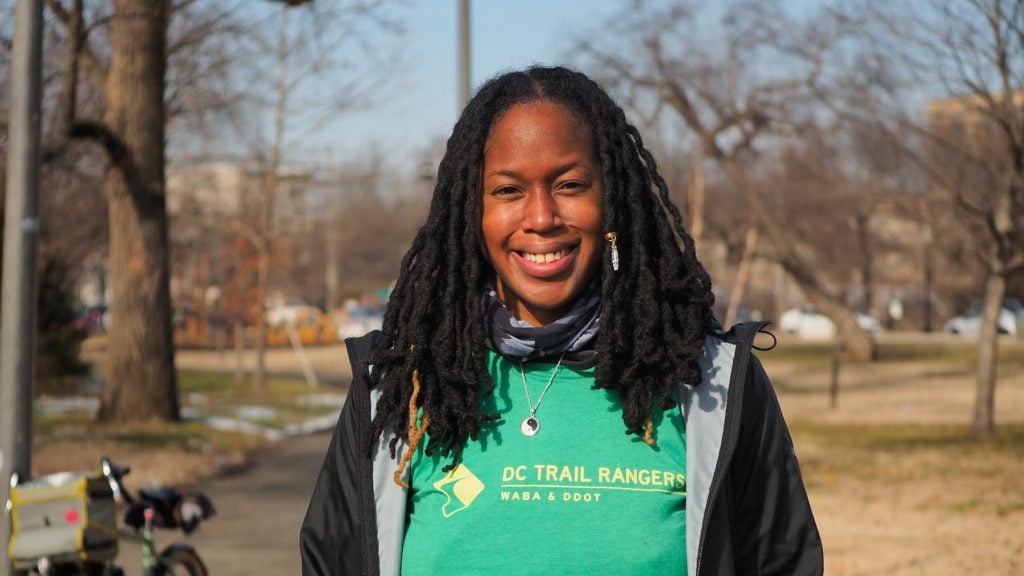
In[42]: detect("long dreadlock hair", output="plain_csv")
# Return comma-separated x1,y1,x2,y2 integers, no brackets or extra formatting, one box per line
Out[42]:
366,66,715,474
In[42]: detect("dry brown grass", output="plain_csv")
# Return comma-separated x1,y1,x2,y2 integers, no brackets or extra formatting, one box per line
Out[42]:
762,334,1024,576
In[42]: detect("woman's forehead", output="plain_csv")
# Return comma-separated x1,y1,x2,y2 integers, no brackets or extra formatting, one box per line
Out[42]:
484,100,593,151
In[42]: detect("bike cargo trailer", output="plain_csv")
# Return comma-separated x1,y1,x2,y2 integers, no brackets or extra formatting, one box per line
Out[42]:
8,471,119,567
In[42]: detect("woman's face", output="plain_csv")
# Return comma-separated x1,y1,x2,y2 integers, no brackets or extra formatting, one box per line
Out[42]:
481,101,604,327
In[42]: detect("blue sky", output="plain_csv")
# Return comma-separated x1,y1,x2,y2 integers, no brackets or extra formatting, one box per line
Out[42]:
324,0,623,174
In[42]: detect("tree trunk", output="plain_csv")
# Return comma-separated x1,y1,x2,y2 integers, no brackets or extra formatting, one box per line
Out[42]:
829,335,841,409
325,219,339,311
254,240,270,389
98,0,178,422
971,272,1004,438
725,223,758,328
855,213,873,312
254,7,290,390
689,150,705,249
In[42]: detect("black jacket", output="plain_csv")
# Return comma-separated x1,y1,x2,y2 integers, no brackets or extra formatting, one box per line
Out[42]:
300,323,823,575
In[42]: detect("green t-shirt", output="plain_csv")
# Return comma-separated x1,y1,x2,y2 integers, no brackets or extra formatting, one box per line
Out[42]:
401,350,687,576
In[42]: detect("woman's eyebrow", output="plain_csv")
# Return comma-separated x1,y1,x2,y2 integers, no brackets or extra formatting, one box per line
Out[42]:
484,161,587,180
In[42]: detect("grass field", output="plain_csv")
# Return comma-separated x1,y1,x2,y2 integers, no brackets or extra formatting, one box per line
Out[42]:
760,334,1024,575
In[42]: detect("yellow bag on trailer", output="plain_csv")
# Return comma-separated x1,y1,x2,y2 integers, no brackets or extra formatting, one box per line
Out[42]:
8,471,118,567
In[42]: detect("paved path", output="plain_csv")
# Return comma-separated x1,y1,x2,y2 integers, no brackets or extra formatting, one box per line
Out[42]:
118,430,333,575
76,338,350,574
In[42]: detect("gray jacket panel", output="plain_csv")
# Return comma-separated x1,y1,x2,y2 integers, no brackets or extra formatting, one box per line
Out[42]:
682,335,736,576
368,387,406,576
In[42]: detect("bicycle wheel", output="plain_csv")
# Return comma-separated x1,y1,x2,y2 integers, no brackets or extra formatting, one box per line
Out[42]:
155,546,207,576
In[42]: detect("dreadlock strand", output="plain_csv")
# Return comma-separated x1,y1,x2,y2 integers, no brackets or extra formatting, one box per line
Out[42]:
643,417,656,447
393,369,431,489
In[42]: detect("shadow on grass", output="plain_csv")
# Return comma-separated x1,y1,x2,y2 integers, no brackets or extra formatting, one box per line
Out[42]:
791,421,1024,490
36,415,211,449
792,421,1024,454
769,366,974,396
767,336,1024,366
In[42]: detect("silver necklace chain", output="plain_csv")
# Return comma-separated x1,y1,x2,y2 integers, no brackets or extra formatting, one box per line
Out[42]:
518,352,566,437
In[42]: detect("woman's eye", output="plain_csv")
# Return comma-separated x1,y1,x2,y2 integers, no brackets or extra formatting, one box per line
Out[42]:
492,186,520,196
558,180,588,192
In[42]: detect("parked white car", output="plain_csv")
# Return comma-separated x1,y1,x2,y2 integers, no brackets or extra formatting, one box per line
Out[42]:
265,298,323,328
778,305,881,340
333,306,384,339
943,299,1023,337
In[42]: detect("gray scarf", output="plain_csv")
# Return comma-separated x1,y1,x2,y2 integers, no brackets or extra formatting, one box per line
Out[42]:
483,285,600,361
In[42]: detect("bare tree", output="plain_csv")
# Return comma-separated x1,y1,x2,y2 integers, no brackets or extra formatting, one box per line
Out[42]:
761,116,920,318
44,0,180,421
0,1,109,285
848,0,1024,436
34,0,350,419
333,185,427,297
37,0,254,421
575,0,879,359
924,1,1023,437
219,1,401,388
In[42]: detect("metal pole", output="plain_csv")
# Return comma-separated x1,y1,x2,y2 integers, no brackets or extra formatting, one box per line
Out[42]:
1,0,45,572
923,248,934,332
457,0,471,113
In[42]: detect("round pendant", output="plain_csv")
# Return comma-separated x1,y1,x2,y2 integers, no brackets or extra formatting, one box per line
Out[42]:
520,416,540,437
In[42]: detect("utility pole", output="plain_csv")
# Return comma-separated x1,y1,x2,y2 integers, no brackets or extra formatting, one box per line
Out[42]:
457,0,471,113
1,0,45,573
324,148,339,312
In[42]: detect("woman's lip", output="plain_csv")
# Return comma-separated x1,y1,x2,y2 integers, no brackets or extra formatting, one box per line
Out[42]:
512,247,577,278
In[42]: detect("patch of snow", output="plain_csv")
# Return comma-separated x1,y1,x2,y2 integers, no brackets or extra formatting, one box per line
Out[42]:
35,396,99,415
235,405,279,420
298,393,346,407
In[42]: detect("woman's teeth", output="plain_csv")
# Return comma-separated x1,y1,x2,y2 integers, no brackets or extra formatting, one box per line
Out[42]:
522,248,570,264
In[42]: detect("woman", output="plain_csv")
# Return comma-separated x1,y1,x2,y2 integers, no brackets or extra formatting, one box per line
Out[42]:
301,66,822,576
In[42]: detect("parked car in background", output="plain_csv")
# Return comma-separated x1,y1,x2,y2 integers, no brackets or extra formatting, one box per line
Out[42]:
333,304,384,339
265,297,323,328
943,299,1023,337
778,305,881,340
74,305,108,332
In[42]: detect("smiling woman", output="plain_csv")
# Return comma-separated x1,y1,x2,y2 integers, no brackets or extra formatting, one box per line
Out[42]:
301,66,823,576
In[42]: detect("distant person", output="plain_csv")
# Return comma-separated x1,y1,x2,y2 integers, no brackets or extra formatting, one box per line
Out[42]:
208,305,227,359
301,66,822,575
887,297,904,330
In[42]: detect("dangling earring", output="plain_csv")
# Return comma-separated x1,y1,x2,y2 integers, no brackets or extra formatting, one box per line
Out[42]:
605,232,620,271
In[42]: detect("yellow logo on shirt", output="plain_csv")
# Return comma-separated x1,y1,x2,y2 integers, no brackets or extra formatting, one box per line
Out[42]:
433,464,485,518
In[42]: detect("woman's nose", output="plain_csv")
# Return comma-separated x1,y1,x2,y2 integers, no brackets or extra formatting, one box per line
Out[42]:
522,189,561,232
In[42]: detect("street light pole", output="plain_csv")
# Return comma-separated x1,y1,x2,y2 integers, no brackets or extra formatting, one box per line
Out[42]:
1,0,45,573
457,0,471,113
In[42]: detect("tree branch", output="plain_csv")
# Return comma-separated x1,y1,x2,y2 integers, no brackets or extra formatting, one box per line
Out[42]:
45,0,107,88
60,0,83,134
68,120,149,200
227,217,263,248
